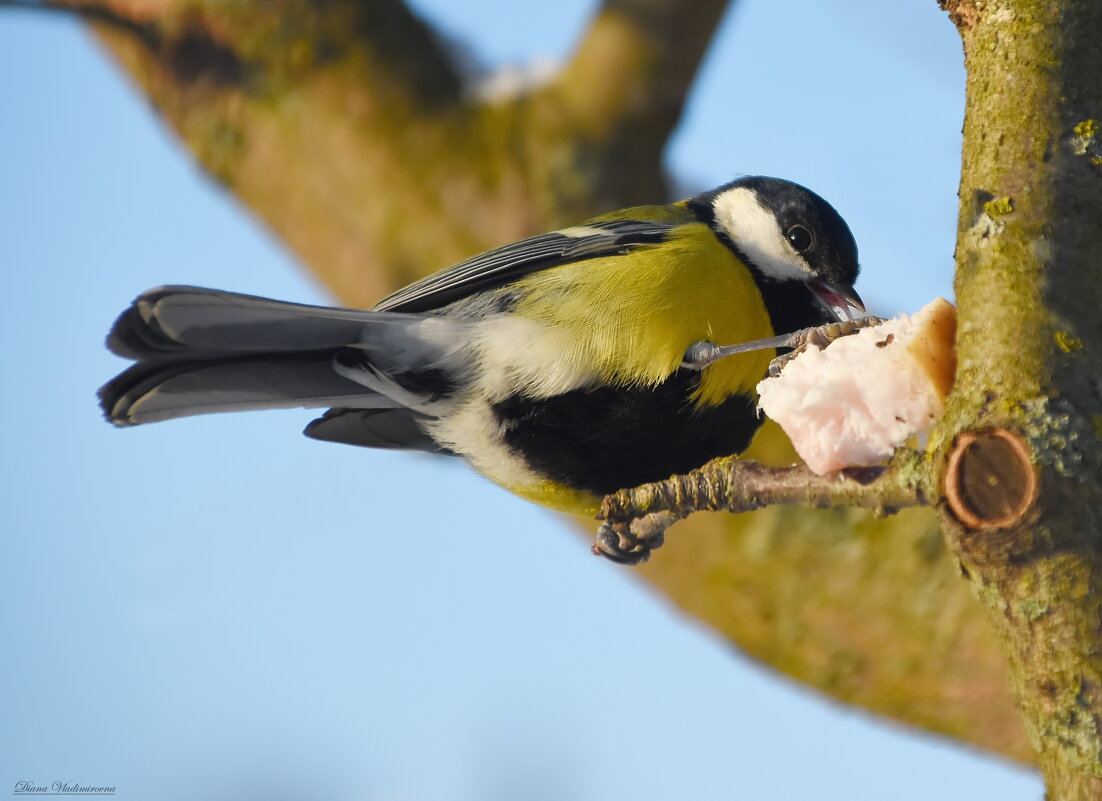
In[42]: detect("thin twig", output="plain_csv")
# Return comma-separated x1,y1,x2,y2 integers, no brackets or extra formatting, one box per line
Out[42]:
593,450,928,564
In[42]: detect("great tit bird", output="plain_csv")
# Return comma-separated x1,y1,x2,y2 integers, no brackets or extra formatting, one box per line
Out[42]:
100,176,862,517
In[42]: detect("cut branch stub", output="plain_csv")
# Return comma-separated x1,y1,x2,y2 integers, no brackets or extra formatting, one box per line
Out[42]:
944,428,1038,530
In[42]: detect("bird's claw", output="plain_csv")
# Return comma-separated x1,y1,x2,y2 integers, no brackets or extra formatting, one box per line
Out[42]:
591,512,679,565
592,521,660,565
767,316,887,377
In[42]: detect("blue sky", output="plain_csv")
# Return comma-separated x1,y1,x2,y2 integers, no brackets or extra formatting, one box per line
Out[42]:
0,2,1042,799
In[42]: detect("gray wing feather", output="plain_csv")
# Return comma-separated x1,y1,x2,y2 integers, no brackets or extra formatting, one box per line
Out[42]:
372,220,674,313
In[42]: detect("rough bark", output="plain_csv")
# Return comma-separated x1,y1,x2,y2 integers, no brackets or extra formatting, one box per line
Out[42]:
55,0,728,306
933,1,1102,796
20,0,1062,766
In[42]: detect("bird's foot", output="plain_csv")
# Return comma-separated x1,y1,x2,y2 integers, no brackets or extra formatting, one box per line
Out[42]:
591,512,677,565
767,316,887,377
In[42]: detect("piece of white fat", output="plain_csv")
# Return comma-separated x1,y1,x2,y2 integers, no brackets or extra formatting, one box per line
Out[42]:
756,298,957,475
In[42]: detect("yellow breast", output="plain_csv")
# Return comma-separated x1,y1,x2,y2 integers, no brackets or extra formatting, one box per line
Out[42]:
510,222,776,406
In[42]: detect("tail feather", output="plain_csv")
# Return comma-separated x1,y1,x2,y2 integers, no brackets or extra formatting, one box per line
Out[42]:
107,285,402,360
305,408,454,454
99,286,422,430
100,353,392,426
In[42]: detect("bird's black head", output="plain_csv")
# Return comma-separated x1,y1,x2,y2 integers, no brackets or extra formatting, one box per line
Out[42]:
688,176,863,319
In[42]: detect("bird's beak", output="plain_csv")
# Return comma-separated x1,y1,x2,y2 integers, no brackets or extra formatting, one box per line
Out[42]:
808,279,866,321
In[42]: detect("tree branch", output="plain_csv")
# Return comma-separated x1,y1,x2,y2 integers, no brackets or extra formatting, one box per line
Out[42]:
595,450,928,564
558,0,731,137
547,0,731,205
0,0,156,42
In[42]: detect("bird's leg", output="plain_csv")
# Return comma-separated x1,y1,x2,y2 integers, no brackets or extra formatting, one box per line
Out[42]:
681,317,886,373
680,334,793,370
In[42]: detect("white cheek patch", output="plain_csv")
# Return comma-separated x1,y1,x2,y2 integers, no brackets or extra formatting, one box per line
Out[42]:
712,186,813,282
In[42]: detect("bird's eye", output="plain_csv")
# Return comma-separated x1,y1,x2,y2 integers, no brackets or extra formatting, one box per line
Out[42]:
786,224,813,252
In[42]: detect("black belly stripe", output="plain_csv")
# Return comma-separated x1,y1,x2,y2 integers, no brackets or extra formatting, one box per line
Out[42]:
492,369,761,496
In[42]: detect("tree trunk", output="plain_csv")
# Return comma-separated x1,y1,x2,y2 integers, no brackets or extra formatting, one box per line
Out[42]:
935,1,1102,796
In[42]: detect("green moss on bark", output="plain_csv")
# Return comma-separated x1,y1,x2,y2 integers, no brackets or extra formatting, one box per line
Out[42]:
936,1,1102,796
